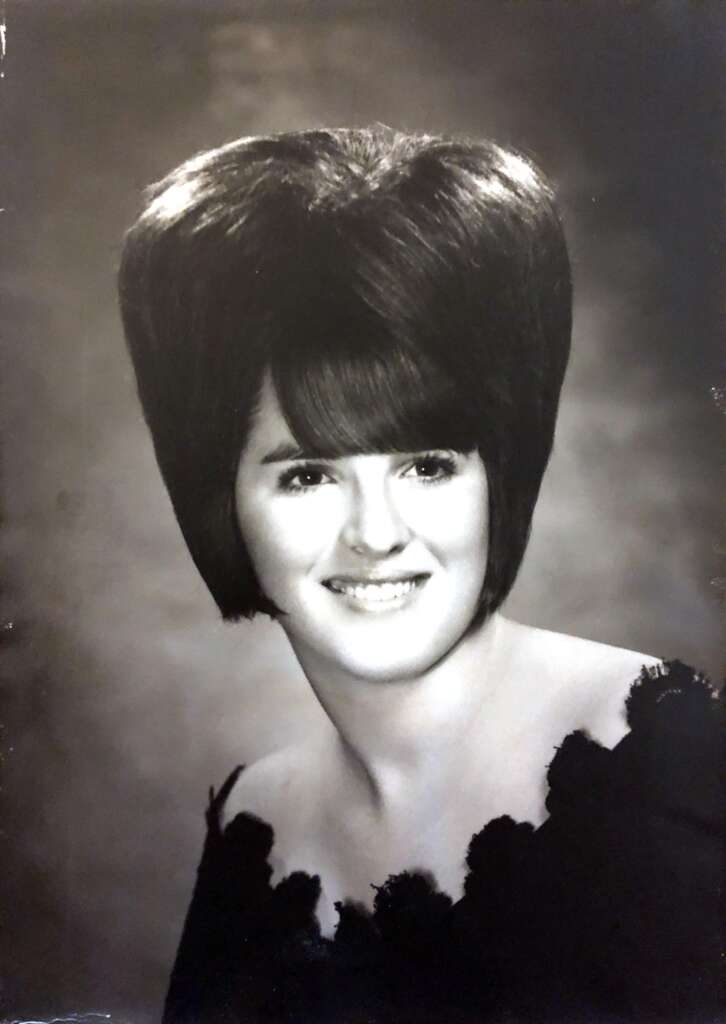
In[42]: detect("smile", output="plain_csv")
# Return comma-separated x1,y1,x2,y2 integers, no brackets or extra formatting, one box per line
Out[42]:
322,574,429,607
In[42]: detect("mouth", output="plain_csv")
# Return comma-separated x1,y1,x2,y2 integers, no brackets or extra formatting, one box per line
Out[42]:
322,573,430,609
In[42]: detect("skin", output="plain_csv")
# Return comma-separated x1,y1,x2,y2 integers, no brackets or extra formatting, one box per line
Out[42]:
235,375,490,688
232,375,661,936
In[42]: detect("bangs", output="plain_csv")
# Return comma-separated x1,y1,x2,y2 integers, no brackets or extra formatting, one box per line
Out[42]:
271,339,481,458
120,125,571,621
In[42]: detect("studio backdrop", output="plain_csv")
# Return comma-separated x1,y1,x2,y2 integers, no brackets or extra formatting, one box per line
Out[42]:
2,2,723,1020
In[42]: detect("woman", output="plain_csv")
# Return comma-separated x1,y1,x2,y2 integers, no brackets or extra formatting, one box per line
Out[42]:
119,128,723,1023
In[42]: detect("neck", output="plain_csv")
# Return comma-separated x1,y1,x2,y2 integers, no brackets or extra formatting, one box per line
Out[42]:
290,612,515,818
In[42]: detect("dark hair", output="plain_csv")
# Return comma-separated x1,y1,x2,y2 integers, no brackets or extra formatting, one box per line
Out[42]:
118,126,572,623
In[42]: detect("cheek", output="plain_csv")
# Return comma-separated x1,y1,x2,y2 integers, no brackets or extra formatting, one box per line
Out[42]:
240,497,340,586
404,484,488,566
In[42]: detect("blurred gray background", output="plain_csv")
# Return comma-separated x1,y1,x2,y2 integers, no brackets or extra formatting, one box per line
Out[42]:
2,1,724,1019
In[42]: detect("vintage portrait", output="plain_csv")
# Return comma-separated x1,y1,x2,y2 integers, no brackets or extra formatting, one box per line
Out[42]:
2,3,723,1023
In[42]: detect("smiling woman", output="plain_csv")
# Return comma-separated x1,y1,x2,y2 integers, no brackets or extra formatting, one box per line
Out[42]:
235,375,489,684
118,127,724,1023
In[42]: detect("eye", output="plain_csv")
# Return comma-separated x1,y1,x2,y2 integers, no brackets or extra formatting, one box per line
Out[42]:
402,452,458,484
277,463,335,494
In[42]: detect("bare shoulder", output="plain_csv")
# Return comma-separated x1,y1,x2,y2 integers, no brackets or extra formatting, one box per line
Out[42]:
504,618,661,749
220,741,323,833
221,745,303,829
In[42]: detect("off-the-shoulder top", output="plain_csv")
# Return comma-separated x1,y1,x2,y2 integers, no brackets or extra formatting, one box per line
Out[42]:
163,661,724,1023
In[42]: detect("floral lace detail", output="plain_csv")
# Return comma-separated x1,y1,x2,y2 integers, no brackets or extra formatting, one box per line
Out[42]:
164,662,725,1023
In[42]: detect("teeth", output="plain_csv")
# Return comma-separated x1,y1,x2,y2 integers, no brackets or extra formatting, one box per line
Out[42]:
329,579,420,602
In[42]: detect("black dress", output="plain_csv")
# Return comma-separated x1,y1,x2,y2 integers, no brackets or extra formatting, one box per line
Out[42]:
163,661,724,1023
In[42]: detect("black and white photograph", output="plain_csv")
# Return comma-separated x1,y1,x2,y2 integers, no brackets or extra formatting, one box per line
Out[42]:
2,3,724,1022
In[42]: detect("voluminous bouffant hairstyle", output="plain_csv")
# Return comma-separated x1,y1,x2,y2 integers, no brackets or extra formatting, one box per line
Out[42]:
118,126,572,623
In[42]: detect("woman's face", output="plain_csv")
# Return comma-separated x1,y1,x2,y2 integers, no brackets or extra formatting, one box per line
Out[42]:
236,376,489,684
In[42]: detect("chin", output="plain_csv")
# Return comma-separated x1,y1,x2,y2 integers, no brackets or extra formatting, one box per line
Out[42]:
294,620,470,684
331,647,444,684
278,581,483,684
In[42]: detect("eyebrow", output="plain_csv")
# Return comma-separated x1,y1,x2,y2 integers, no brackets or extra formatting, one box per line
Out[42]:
259,445,469,465
260,443,310,465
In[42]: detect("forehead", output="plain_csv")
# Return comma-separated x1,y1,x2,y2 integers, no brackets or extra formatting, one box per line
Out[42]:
242,376,424,466
244,346,482,464
244,374,296,458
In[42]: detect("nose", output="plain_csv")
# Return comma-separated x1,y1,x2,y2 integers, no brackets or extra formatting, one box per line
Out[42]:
342,477,411,557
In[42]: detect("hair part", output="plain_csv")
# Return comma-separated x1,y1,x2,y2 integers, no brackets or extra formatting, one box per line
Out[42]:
119,126,572,622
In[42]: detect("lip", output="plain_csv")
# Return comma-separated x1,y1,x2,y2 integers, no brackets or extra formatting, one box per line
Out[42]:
322,572,430,587
321,572,430,612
